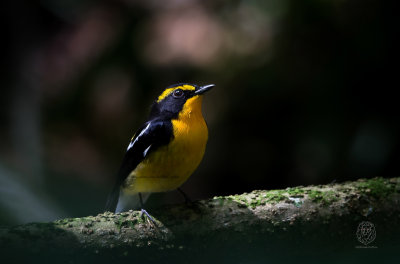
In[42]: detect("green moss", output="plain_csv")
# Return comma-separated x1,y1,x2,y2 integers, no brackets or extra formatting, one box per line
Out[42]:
357,177,395,199
113,214,139,231
55,219,70,226
115,215,124,231
246,190,288,209
225,190,288,209
262,190,287,203
308,190,323,201
230,195,250,207
250,199,264,209
322,190,339,204
307,189,338,206
286,187,305,197
216,197,226,206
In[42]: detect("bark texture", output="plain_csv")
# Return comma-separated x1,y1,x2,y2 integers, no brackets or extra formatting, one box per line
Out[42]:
1,177,399,263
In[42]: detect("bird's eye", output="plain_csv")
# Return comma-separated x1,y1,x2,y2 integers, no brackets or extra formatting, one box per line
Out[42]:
173,89,184,98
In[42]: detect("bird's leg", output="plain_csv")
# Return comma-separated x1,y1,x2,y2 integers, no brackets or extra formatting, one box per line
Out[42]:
177,188,193,204
138,192,156,225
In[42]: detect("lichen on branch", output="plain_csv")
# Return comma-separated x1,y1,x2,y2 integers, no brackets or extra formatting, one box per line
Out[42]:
0,177,399,263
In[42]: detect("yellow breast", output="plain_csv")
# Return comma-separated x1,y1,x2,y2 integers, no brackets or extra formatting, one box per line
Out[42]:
123,96,208,194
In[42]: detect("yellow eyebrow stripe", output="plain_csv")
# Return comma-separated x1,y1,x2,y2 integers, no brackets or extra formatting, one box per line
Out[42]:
157,85,196,102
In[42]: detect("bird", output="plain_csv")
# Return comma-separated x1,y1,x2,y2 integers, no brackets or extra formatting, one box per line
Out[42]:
105,83,214,219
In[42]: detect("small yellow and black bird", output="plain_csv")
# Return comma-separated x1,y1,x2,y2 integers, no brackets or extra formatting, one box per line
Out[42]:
105,83,214,217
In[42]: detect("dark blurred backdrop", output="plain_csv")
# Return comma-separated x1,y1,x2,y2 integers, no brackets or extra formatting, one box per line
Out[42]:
0,0,398,225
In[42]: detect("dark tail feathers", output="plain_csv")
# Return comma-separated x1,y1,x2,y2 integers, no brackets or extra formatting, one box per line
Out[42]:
104,184,120,213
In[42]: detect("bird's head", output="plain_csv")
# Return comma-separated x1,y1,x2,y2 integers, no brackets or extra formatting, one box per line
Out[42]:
150,83,214,119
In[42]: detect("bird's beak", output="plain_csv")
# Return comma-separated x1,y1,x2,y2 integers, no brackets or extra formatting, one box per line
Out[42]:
195,84,215,95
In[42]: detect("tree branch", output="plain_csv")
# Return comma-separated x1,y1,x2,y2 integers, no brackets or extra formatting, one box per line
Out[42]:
1,177,399,263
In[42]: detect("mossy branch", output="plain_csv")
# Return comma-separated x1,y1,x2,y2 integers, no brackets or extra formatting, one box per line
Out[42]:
1,177,399,263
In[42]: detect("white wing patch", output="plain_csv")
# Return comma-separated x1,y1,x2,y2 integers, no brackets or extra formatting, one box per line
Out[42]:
127,122,151,151
143,145,151,157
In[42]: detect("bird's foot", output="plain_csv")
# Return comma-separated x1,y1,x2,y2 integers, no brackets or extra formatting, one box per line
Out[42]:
140,208,157,226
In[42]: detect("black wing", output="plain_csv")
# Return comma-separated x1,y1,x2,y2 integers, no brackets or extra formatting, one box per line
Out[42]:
104,119,173,212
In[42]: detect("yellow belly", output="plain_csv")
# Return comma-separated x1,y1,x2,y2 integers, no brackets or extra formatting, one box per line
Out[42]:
123,114,208,194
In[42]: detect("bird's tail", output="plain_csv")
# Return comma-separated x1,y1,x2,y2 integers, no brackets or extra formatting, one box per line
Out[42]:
105,183,151,213
115,192,150,213
104,184,120,213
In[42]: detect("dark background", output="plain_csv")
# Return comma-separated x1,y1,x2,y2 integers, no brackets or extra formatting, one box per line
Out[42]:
0,0,398,225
